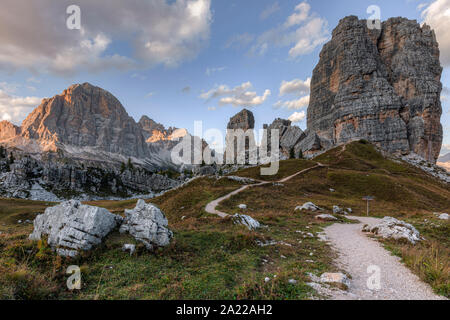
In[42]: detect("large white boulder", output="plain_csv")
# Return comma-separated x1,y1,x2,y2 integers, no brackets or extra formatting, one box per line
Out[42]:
232,214,261,231
119,199,173,250
315,214,338,221
29,200,122,257
295,202,322,212
362,217,422,244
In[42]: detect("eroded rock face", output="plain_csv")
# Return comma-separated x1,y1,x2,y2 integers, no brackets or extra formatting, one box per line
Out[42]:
29,200,122,257
232,214,261,231
225,109,257,164
263,118,305,158
307,16,443,162
119,199,173,250
21,83,149,158
0,121,20,141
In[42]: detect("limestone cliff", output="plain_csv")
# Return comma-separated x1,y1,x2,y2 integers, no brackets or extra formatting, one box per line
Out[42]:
307,16,443,162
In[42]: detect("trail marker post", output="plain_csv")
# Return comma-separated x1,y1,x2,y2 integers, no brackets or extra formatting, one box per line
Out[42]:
362,196,375,216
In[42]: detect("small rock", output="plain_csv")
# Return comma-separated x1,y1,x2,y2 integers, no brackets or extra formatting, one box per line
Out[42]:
238,204,247,210
329,188,335,192
346,208,352,213
438,213,449,220
333,205,343,214
122,244,136,255
232,214,260,231
181,216,186,220
264,277,270,283
295,202,322,212
315,214,338,221
320,273,350,287
288,279,297,284
17,220,22,224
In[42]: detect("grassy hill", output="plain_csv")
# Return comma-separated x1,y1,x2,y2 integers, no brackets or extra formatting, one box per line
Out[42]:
0,141,448,299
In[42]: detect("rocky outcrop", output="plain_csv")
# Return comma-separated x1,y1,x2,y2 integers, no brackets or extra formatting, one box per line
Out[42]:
119,199,173,250
29,200,122,257
232,214,261,231
225,109,257,164
362,217,422,244
306,16,443,163
139,116,187,143
0,154,180,201
0,121,20,141
263,119,305,158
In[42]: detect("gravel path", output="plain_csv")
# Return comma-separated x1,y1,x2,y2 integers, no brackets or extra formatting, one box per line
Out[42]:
205,164,323,217
324,216,446,300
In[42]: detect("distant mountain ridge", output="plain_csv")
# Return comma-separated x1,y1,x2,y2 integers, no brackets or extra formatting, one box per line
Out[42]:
0,82,191,170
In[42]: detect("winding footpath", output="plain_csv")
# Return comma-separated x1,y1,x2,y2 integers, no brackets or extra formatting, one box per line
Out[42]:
204,164,446,300
323,216,446,300
205,164,324,217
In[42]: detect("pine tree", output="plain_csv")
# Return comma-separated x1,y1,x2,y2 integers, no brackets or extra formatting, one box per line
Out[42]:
298,149,303,159
9,152,15,164
290,147,296,159
0,145,4,158
120,162,126,173
127,158,134,171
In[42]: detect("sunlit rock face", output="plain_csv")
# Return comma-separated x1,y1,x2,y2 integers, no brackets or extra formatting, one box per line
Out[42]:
307,16,443,162
20,83,149,158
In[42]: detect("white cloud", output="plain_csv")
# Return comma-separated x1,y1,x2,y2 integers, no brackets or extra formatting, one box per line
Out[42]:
288,111,306,123
0,88,41,125
206,66,226,76
200,82,271,107
0,0,212,75
420,0,450,66
250,1,329,58
440,143,450,155
260,2,281,20
284,2,310,27
274,95,310,110
225,33,255,49
279,77,311,96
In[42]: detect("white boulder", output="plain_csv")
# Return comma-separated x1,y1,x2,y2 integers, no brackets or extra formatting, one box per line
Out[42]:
438,213,449,220
362,217,422,244
238,204,247,210
295,202,321,212
122,244,136,255
232,214,261,231
333,205,343,214
29,200,122,257
315,214,338,221
119,199,173,250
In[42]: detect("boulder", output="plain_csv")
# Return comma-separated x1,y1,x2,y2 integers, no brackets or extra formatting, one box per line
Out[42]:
438,213,449,220
232,214,261,231
362,217,421,244
315,214,338,221
119,199,173,250
295,202,321,212
333,205,343,214
122,244,136,255
29,200,122,257
238,204,247,210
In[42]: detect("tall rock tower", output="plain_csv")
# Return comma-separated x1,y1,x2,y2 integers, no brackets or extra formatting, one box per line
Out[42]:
307,16,443,162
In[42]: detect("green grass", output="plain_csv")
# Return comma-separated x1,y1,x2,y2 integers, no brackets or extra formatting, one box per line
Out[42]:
229,158,317,181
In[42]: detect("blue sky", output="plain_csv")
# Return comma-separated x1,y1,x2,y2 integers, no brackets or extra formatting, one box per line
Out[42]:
0,0,449,155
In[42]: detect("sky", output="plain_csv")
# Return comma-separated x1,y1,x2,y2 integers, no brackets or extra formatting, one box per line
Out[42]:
0,0,449,155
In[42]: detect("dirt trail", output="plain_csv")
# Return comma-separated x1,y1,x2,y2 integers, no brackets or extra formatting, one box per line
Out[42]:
205,164,323,217
323,216,446,300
